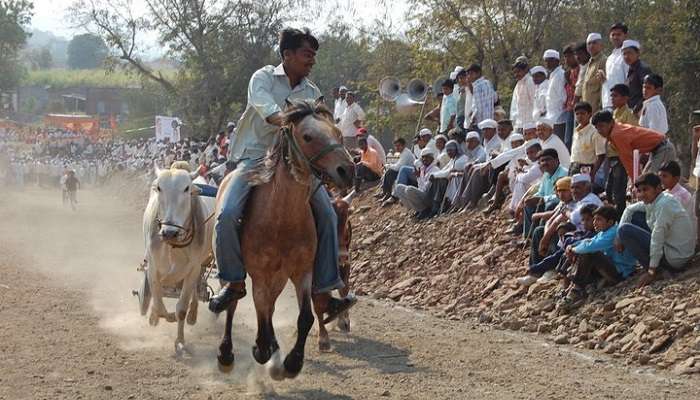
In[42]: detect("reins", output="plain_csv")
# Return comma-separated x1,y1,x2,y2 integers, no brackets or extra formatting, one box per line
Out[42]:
282,125,344,185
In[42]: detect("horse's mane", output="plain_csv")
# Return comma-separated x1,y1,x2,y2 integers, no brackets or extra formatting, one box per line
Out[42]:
247,100,334,186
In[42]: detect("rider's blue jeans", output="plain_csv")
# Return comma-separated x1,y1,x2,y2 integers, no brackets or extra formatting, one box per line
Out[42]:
213,159,343,293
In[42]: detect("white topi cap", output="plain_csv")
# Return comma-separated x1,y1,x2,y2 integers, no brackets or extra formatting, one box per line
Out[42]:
478,119,498,130
572,173,592,184
543,49,560,60
509,133,524,142
419,128,433,137
586,32,602,43
420,147,435,158
536,118,554,129
466,131,481,141
621,39,641,51
530,66,547,75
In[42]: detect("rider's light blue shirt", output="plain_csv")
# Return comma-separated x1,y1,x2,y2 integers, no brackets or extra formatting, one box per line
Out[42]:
229,63,322,162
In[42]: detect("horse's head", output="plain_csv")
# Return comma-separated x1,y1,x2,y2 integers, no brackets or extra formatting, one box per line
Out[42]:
283,100,355,189
152,161,200,242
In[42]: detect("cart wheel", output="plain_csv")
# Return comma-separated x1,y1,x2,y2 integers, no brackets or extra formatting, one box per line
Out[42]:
134,269,151,316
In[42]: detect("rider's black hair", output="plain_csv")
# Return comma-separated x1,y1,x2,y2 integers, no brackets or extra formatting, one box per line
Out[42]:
279,28,319,59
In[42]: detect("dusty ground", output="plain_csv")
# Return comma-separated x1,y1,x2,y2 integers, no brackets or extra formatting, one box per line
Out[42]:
0,186,699,400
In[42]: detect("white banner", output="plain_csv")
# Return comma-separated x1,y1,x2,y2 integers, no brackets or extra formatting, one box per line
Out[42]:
155,116,181,142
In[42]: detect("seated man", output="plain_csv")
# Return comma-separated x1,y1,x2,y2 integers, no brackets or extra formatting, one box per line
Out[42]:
617,173,696,287
378,137,415,202
435,134,450,167
430,140,469,213
356,128,386,165
413,128,437,161
210,28,354,318
560,205,637,306
658,160,694,219
518,201,597,286
479,119,502,156
354,136,383,191
511,148,568,236
394,148,439,218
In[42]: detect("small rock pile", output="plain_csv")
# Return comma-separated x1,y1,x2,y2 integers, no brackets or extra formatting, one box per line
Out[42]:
349,192,700,375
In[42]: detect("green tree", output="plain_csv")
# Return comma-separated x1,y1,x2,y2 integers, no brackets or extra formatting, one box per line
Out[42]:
67,33,108,69
0,0,33,94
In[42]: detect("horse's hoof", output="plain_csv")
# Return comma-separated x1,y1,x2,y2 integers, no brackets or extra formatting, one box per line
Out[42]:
252,345,271,365
283,349,304,379
336,317,350,333
217,352,235,373
318,339,331,353
165,312,177,323
175,342,188,357
186,309,197,325
148,312,160,326
266,350,285,381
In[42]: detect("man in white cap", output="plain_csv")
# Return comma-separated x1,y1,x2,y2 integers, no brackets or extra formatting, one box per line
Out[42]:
339,91,366,151
510,60,536,132
413,128,437,162
464,131,487,166
621,39,652,113
530,66,549,121
334,86,348,122
602,23,630,110
478,118,501,156
581,33,607,112
394,148,439,217
537,118,571,169
544,49,567,142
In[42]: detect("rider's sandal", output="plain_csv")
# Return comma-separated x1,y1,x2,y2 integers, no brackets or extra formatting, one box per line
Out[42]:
323,294,358,324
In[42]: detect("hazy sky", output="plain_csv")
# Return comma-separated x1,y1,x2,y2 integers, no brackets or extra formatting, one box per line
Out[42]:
30,0,410,39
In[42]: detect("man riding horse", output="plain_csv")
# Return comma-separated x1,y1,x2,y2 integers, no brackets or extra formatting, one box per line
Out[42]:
209,28,356,321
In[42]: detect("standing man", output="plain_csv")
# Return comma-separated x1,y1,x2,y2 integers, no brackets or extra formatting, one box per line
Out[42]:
334,86,348,123
510,60,536,132
602,23,629,110
563,44,580,150
467,64,497,128
581,33,607,113
544,49,567,142
639,73,668,135
608,83,637,217
622,40,652,114
211,28,355,318
439,79,457,135
339,91,366,151
454,66,471,132
531,66,549,121
573,42,591,104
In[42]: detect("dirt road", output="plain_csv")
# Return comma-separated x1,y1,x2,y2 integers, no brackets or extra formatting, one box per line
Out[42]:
0,186,699,400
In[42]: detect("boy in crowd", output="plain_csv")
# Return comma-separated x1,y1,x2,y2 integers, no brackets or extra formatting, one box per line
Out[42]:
639,73,668,135
560,205,637,306
607,83,636,217
354,137,383,192
570,101,606,178
658,160,695,219
617,173,696,287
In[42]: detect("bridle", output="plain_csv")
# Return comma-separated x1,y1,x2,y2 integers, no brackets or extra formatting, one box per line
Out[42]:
282,124,345,184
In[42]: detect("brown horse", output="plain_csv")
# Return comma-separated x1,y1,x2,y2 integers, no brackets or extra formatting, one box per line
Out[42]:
215,100,355,379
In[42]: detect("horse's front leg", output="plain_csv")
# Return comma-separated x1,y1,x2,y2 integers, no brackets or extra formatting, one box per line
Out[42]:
283,272,315,379
251,285,278,365
312,297,331,352
217,300,238,373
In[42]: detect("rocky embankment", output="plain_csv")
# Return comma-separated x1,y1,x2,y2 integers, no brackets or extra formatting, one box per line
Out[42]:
348,192,700,375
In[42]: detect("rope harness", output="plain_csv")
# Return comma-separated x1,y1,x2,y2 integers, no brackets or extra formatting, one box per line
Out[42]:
155,205,216,249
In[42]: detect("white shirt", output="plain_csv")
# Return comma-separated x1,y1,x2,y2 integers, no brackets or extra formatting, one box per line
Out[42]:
510,74,536,130
570,123,607,164
432,154,469,179
436,150,451,168
602,47,629,109
388,147,416,171
413,139,437,169
545,66,567,123
639,95,668,135
365,134,386,165
334,98,347,121
339,102,366,138
462,88,474,129
541,134,571,169
483,134,503,157
570,192,604,230
533,79,549,120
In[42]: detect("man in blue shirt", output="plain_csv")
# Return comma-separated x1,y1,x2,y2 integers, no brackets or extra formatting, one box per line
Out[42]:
209,28,356,320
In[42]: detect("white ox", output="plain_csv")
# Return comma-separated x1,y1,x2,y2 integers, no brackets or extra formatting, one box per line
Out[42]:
143,161,215,352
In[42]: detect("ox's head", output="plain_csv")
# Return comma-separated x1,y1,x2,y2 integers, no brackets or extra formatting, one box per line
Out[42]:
153,161,200,242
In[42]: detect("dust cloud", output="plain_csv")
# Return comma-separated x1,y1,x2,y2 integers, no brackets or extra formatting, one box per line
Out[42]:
0,176,303,388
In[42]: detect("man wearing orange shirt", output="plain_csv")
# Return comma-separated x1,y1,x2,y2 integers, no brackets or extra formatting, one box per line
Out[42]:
355,136,383,191
591,110,676,177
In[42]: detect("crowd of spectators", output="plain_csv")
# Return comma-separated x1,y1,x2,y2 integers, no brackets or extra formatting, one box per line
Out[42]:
333,22,699,308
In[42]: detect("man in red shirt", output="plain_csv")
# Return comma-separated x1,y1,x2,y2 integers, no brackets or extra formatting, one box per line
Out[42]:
591,110,676,177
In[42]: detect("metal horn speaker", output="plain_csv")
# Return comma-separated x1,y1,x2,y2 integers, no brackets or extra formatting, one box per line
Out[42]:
407,78,428,103
379,77,401,102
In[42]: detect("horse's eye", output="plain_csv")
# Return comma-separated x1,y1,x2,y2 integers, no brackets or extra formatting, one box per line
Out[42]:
303,134,313,143
184,186,189,193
